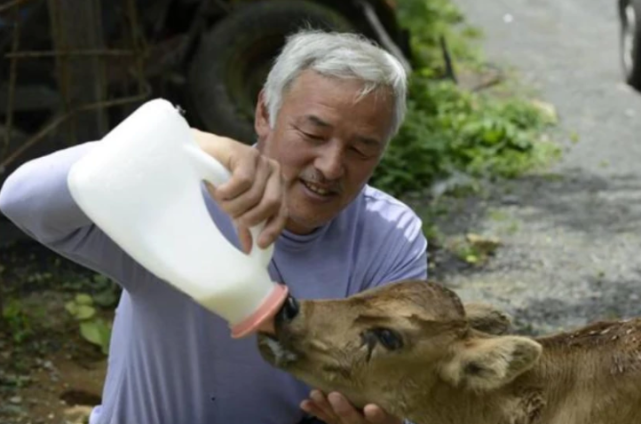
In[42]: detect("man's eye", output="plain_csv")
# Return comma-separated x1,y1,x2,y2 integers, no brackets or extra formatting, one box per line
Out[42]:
350,147,372,159
372,328,403,351
303,132,324,141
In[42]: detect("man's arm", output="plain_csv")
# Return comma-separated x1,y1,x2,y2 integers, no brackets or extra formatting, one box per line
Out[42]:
1,132,287,292
0,142,153,291
1,143,96,243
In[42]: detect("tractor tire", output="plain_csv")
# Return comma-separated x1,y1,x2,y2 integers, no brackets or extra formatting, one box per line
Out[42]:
620,0,641,91
186,0,354,144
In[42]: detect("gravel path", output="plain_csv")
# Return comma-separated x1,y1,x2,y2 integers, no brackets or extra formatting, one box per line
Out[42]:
435,0,641,335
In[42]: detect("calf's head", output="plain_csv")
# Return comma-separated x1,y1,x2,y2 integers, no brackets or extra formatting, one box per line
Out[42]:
258,280,542,419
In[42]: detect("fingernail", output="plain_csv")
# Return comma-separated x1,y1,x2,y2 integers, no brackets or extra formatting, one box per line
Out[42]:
310,390,324,402
364,405,384,421
259,236,273,249
327,392,346,411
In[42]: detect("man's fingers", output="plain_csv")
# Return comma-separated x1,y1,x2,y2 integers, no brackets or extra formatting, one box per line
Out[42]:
194,130,286,249
311,390,335,416
214,149,260,201
233,161,280,228
256,201,287,249
365,404,404,424
309,390,339,421
215,156,269,218
328,392,365,423
236,225,253,254
301,399,334,423
224,157,285,249
244,167,286,247
301,391,393,424
363,405,385,422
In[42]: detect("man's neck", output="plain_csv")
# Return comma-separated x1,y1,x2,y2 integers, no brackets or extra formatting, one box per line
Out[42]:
284,219,320,235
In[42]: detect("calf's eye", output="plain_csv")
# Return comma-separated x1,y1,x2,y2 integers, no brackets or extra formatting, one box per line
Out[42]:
373,328,403,351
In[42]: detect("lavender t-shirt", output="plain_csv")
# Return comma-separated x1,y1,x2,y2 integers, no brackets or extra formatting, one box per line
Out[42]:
0,142,428,424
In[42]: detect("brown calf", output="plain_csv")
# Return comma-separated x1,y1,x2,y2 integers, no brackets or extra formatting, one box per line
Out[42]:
258,280,641,424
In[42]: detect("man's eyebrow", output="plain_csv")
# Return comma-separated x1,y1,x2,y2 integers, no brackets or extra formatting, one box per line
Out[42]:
356,135,382,148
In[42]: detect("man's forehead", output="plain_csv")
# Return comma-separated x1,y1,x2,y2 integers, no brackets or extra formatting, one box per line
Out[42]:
286,70,386,105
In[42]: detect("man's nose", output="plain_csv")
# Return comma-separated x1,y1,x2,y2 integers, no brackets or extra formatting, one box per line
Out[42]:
315,143,345,180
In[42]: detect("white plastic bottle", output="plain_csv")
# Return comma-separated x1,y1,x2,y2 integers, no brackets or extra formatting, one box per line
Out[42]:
67,98,288,338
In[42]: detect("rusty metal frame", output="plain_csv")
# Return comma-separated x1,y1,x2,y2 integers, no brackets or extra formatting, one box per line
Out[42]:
0,0,151,172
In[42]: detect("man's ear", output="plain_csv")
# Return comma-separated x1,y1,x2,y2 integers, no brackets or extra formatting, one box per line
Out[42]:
440,335,542,391
254,89,271,139
464,302,512,335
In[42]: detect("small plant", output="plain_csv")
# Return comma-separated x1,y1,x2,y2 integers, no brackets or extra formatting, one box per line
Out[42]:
373,78,560,197
2,298,33,343
91,274,121,308
448,233,502,266
65,293,112,355
370,0,561,199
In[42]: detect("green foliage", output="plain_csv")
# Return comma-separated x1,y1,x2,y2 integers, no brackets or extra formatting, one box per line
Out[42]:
79,320,112,354
370,0,560,198
66,292,112,355
396,0,479,69
2,298,32,343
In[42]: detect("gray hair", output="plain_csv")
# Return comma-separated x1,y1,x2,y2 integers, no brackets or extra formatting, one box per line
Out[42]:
263,30,408,141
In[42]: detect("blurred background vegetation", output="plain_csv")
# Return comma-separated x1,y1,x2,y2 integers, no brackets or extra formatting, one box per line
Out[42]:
372,0,560,197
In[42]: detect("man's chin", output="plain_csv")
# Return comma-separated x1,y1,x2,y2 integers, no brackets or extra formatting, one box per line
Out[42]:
285,205,343,235
285,192,345,232
284,216,325,235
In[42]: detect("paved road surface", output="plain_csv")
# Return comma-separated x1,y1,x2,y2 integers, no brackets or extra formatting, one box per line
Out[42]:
440,0,641,334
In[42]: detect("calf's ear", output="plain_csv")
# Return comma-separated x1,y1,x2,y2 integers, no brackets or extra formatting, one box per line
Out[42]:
439,335,542,391
464,302,512,335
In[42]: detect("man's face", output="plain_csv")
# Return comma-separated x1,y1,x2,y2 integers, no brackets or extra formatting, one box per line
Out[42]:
255,70,395,234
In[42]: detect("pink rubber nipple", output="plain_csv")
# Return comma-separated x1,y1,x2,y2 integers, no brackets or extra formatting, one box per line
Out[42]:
230,284,289,338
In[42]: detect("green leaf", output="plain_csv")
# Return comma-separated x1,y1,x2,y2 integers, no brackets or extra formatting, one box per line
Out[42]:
93,274,113,289
92,289,118,308
80,320,111,352
75,294,94,306
465,254,479,264
64,301,78,316
74,305,96,320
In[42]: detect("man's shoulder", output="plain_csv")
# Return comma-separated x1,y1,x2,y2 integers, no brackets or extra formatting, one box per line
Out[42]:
360,185,419,219
347,185,422,236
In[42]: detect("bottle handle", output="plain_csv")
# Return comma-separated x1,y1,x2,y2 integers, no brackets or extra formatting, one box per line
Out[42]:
183,142,274,266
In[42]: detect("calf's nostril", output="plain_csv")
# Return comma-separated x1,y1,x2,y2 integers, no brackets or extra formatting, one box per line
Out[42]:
279,295,299,323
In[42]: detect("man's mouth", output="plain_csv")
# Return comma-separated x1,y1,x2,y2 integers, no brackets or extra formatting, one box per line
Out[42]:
300,179,337,197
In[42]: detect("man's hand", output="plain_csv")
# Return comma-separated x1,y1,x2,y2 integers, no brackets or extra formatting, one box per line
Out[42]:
301,390,403,424
192,129,287,252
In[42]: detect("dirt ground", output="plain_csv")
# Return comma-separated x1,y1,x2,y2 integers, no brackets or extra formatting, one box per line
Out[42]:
1,242,113,424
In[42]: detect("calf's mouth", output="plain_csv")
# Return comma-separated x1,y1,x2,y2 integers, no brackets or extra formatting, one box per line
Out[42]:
257,332,300,368
257,295,302,368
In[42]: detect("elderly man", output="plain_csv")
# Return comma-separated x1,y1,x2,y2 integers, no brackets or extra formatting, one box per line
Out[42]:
0,30,427,424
